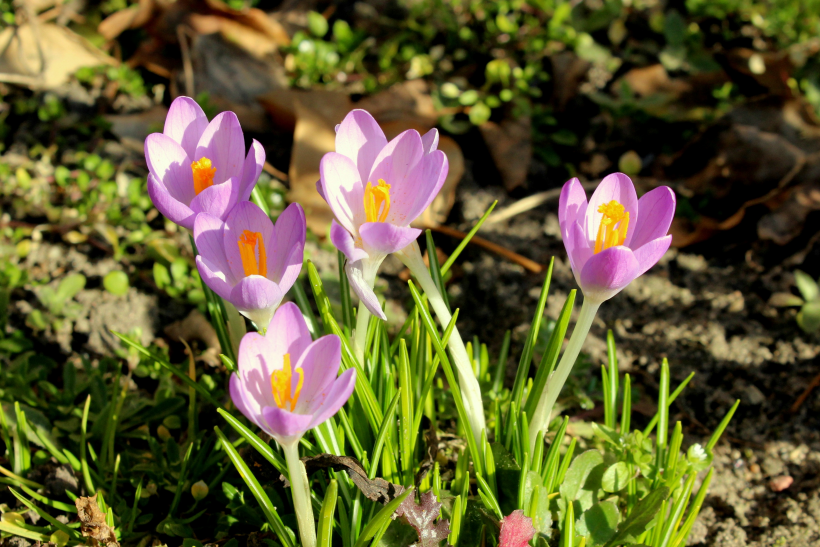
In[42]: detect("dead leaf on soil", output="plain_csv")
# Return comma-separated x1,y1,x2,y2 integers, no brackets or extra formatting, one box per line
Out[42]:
296,454,405,504
395,490,450,547
479,114,532,192
0,23,115,89
164,309,221,367
76,494,119,547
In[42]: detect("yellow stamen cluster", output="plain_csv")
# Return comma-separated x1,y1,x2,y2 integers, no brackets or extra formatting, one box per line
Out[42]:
271,353,304,411
237,230,267,277
191,157,216,195
363,179,391,223
594,200,630,254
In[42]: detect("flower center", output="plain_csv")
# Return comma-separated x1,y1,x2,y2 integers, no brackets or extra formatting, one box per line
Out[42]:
271,353,304,412
237,230,267,277
191,157,216,195
594,200,630,254
363,179,391,223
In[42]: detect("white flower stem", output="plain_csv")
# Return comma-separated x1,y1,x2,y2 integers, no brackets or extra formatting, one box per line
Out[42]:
528,296,601,454
282,441,316,547
397,242,486,446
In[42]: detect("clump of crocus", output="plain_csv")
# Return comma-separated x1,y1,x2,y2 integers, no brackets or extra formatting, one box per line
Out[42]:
145,96,265,230
529,173,675,451
230,303,356,547
318,109,486,447
194,201,306,331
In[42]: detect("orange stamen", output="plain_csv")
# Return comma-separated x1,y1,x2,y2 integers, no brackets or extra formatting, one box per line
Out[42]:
363,179,391,223
191,157,216,195
594,200,629,254
237,230,267,277
271,353,304,411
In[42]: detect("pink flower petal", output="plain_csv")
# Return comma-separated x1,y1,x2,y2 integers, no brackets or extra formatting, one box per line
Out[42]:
194,111,245,185
335,109,388,184
144,133,195,205
307,368,356,430
564,220,592,287
293,335,342,413
265,302,314,366
559,177,588,240
499,510,536,547
239,139,265,202
367,129,424,206
229,276,283,329
230,373,264,430
194,213,233,281
262,405,313,444
359,222,421,256
632,235,672,277
346,260,386,320
320,152,366,235
584,173,638,248
223,201,275,282
387,150,448,225
269,203,306,292
196,256,234,300
578,246,640,303
421,128,439,154
628,186,675,250
147,173,195,229
331,220,369,263
163,96,208,160
189,176,240,221
237,332,277,418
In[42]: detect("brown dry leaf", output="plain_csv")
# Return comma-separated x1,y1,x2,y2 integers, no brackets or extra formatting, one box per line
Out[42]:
0,23,115,89
76,494,119,547
619,64,692,98
98,0,155,41
164,309,221,367
297,454,405,504
479,115,532,192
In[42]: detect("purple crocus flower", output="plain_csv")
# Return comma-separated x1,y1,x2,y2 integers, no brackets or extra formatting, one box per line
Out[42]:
318,109,448,319
229,302,356,446
194,201,306,330
145,96,265,230
559,173,675,303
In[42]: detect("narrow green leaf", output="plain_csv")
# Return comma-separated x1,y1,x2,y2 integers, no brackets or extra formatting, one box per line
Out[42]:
492,330,511,393
353,487,414,547
317,481,338,547
80,395,94,495
440,201,498,275
706,400,740,453
218,408,287,474
643,372,694,436
606,330,619,429
369,392,400,480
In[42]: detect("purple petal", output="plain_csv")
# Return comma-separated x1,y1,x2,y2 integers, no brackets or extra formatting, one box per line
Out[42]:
360,223,421,256
262,405,312,444
335,109,388,184
196,256,234,300
239,139,265,202
269,203,306,292
564,220,592,286
367,129,424,198
584,173,639,248
578,246,640,303
163,96,208,160
320,152,366,235
223,201,275,282
190,177,240,221
230,373,264,430
237,332,277,418
421,128,439,154
194,213,233,280
144,133,195,205
194,111,245,185
307,368,356,430
559,177,588,240
386,150,447,225
632,235,672,277
331,220,369,263
293,335,342,414
229,276,283,330
346,260,386,320
147,173,195,229
315,179,326,201
629,187,676,250
265,302,313,363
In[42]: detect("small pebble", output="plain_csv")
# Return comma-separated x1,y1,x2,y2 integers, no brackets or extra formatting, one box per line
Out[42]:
749,463,761,474
769,475,793,492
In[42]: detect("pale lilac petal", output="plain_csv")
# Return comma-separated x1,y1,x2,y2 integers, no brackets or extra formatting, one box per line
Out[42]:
189,177,240,221
194,213,233,280
628,187,676,250
421,128,439,155
268,203,306,291
163,96,208,160
307,368,356,430
262,405,312,443
237,332,277,417
265,302,313,365
632,235,672,277
584,173,638,247
223,201,275,282
559,177,588,240
320,152,365,235
360,223,421,255
346,260,386,320
196,255,234,300
147,173,195,229
331,220,368,263
230,276,283,330
316,179,326,201
367,130,424,201
144,133,195,205
230,373,264,430
293,335,342,414
578,246,640,303
335,109,388,183
564,220,593,287
194,111,245,185
386,150,447,225
239,139,265,202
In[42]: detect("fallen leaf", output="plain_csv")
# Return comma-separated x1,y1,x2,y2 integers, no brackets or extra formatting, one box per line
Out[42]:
297,454,405,504
98,0,155,41
75,494,119,547
395,490,450,547
619,64,692,98
478,115,532,192
499,510,535,547
164,309,221,367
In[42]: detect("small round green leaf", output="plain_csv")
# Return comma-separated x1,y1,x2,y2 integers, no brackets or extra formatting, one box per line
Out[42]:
602,461,632,492
103,271,129,296
307,11,328,37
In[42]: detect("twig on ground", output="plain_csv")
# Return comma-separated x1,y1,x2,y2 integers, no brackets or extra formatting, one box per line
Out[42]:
428,224,546,273
791,370,820,413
